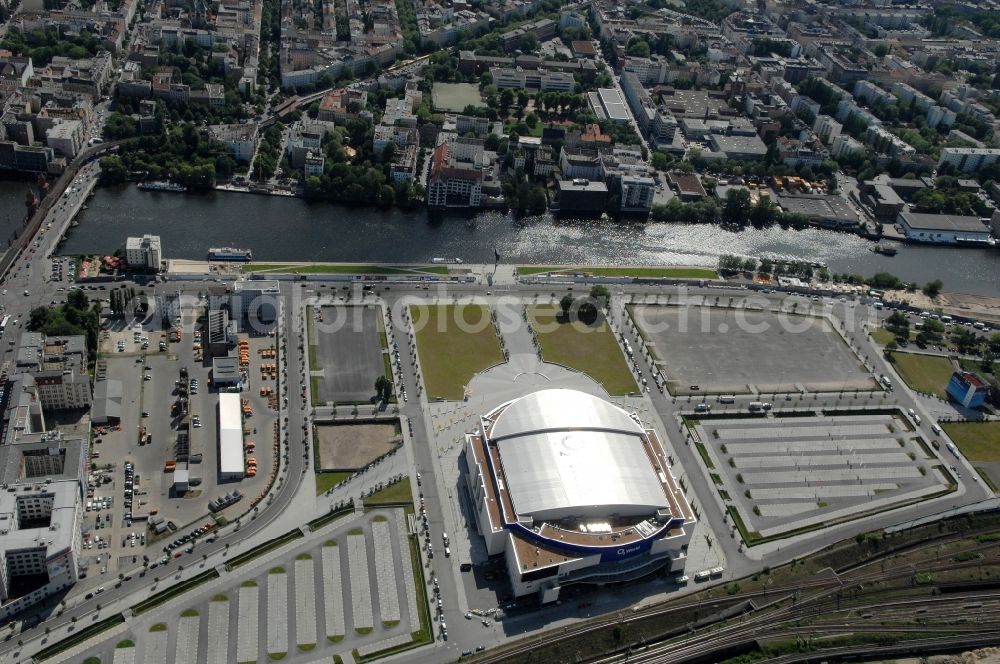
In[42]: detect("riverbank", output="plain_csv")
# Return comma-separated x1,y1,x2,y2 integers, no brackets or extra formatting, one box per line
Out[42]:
57,184,1000,296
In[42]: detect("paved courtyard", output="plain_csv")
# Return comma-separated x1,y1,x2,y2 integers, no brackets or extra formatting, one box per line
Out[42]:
311,305,386,404
71,508,423,664
690,413,953,540
630,305,875,394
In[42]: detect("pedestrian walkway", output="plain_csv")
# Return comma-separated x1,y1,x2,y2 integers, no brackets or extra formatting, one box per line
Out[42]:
236,584,259,663
347,534,374,630
266,571,289,656
112,645,136,664
322,542,346,641
372,520,401,623
294,557,318,648
497,310,537,356
143,627,167,664
173,614,199,664
206,599,229,664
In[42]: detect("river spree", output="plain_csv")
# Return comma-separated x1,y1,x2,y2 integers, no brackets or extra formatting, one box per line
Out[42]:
58,184,1000,296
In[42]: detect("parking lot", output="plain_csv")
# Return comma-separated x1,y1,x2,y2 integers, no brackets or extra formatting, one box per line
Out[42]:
80,296,280,590
72,509,424,664
690,413,952,539
631,305,875,394
310,305,387,404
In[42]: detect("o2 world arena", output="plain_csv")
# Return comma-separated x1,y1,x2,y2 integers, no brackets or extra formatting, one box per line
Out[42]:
464,389,696,603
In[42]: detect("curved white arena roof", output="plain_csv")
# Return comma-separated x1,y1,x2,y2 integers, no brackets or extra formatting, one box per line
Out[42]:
489,390,668,521
489,389,644,441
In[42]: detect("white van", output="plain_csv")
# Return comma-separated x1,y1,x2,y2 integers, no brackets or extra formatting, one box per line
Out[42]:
931,424,942,435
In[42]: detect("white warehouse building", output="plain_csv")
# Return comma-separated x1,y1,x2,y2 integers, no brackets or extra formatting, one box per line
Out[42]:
217,393,245,480
463,389,695,604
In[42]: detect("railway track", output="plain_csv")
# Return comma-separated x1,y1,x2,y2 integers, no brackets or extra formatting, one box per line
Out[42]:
610,587,1000,664
476,528,1000,664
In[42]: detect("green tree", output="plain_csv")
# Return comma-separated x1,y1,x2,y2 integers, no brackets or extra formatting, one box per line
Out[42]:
559,294,575,317
526,186,546,211
651,151,671,171
749,198,777,227
952,328,981,354
886,311,910,340
626,39,650,58
922,280,943,298
577,300,599,325
722,188,752,226
589,285,610,309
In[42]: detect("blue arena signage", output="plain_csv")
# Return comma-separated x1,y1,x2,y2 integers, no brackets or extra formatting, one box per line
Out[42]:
600,541,653,562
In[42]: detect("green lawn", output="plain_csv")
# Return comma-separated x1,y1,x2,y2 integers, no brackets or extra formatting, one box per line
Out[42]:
942,422,1000,462
871,327,895,346
889,352,955,400
519,266,718,279
528,305,638,395
244,263,448,275
503,120,544,137
363,477,412,507
410,305,504,400
306,306,320,372
315,471,351,495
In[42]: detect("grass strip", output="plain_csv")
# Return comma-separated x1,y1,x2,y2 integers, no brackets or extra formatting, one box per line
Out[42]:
307,503,355,531
519,266,718,279
695,442,715,470
35,616,126,663
132,569,220,615
225,529,304,571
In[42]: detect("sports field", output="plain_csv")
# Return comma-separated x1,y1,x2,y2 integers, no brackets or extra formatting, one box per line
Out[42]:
528,305,637,395
411,305,504,400
431,83,483,112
